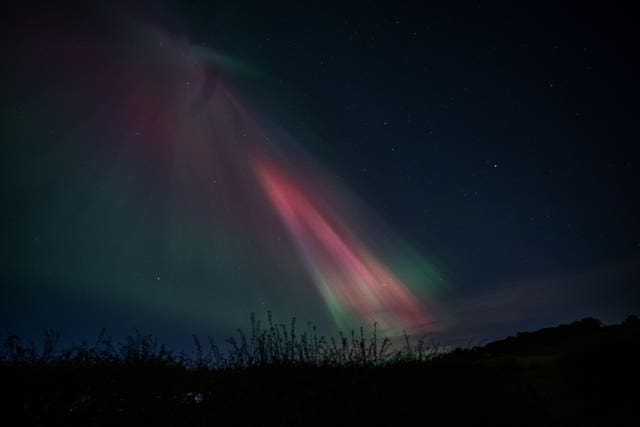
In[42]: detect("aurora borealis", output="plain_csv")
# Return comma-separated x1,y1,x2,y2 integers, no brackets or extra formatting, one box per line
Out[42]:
2,2,638,346
1,16,444,339
253,155,433,331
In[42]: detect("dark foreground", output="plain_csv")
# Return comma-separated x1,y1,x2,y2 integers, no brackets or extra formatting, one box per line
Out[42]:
2,316,639,426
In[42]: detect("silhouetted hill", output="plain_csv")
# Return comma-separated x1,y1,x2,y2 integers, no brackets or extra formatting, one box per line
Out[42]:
1,315,638,426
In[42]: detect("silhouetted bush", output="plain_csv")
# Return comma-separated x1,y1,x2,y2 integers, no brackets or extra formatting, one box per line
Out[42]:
623,314,639,325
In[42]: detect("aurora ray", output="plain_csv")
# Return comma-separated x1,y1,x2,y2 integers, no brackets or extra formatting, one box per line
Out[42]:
252,155,431,331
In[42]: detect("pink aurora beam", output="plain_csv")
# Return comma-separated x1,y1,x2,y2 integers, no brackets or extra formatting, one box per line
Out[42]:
252,155,431,331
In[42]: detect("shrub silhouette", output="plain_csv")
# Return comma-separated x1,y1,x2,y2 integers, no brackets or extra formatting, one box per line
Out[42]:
623,314,639,325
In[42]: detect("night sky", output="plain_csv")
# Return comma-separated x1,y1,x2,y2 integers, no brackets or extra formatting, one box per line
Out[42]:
2,1,639,348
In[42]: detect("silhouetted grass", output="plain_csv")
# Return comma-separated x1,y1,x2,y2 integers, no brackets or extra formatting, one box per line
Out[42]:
0,312,442,370
1,314,638,426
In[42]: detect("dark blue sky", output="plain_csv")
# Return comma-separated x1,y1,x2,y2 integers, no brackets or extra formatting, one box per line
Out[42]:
2,1,638,348
176,1,639,318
